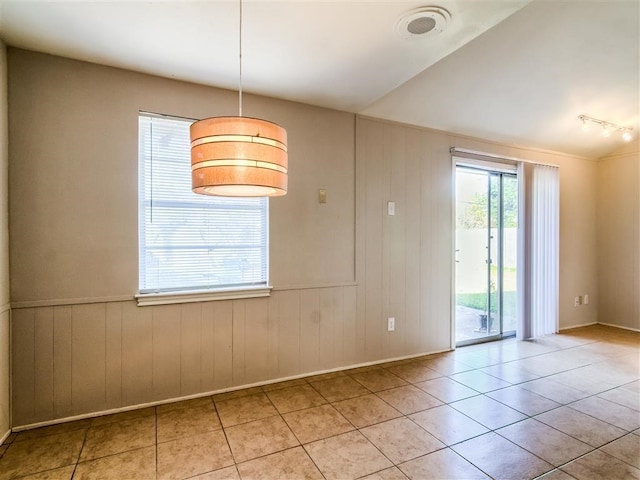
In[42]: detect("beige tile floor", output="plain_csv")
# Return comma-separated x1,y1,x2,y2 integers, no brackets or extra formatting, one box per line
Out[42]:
1,324,639,480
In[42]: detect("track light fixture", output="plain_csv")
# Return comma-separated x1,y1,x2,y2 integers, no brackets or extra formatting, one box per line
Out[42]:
578,115,634,142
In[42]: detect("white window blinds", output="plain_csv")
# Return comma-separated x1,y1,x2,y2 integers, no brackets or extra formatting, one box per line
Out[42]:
138,114,268,294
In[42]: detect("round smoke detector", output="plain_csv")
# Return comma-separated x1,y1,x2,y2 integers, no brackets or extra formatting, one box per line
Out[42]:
395,6,451,39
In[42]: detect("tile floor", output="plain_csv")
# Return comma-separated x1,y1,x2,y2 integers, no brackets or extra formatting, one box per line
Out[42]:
0,324,638,479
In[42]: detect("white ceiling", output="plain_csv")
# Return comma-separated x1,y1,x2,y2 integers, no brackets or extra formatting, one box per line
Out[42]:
1,0,638,158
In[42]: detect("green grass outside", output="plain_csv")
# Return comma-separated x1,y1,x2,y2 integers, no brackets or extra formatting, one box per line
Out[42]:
456,291,517,317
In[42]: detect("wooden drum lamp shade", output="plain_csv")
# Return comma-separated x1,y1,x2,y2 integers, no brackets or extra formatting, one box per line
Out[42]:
190,116,288,197
190,0,288,197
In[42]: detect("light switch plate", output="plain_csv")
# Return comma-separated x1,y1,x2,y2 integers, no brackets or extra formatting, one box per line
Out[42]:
387,317,395,331
318,189,327,204
387,201,395,216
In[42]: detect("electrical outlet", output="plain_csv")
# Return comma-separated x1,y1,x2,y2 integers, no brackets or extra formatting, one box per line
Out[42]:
387,317,395,332
574,296,580,307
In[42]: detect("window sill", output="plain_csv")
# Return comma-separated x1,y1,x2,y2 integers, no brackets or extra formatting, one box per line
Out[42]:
135,286,272,306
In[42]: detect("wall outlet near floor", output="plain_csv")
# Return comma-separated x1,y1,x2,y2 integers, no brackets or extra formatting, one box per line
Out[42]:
387,317,395,332
574,296,583,307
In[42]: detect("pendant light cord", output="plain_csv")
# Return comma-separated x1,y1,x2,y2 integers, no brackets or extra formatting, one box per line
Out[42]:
238,0,243,117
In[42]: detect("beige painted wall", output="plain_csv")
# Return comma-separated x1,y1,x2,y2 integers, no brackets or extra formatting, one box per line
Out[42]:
11,288,357,425
8,49,362,426
8,49,601,426
356,119,454,361
0,42,10,437
357,118,600,337
8,49,355,304
597,141,640,331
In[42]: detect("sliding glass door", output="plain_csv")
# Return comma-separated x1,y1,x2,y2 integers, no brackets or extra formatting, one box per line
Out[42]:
455,166,517,346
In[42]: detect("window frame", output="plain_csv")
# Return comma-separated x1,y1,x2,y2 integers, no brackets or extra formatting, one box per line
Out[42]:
136,112,271,306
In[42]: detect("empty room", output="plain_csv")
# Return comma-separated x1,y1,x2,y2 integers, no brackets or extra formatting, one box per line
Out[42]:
0,0,638,479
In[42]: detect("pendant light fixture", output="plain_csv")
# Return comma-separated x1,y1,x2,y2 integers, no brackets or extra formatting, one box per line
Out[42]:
190,0,288,197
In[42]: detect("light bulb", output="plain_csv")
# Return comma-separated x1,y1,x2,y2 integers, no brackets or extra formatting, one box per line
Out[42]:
580,119,590,132
622,131,633,142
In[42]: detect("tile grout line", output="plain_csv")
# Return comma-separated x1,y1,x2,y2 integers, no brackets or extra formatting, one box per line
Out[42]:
154,406,158,478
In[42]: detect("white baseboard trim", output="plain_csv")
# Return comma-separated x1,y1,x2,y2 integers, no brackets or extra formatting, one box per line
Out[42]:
13,347,453,432
559,322,598,331
1,429,11,445
598,322,640,333
559,321,640,333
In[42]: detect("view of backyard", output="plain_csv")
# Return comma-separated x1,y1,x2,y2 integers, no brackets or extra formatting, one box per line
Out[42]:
455,167,518,343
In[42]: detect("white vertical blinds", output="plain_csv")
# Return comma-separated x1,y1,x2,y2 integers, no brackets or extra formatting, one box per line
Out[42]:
517,162,559,339
530,164,559,337
138,114,268,294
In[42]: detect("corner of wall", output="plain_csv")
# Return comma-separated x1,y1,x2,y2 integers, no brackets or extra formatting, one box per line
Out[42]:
598,139,640,159
0,39,11,439
596,141,640,331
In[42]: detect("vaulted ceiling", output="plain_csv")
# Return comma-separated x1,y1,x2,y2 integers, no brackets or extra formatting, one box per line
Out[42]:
1,0,638,158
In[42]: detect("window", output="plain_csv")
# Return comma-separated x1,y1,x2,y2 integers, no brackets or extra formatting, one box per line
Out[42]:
137,113,269,305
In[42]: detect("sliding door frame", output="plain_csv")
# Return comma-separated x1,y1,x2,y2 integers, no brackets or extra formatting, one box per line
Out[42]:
452,160,517,348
